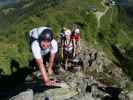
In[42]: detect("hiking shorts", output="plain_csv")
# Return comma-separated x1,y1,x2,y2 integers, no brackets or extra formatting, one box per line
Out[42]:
29,52,57,71
63,50,73,59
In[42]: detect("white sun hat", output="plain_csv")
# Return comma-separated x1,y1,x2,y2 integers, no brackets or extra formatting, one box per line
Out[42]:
65,29,71,36
75,28,80,33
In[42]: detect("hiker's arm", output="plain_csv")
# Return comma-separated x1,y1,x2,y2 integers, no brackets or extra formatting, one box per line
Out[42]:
61,40,64,60
48,41,58,74
73,39,76,57
36,58,49,83
48,53,56,73
79,40,81,51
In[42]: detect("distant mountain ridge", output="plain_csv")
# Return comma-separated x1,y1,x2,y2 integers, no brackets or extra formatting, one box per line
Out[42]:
0,0,16,6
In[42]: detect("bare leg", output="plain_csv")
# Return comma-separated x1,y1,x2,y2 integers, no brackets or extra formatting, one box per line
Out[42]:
65,58,68,70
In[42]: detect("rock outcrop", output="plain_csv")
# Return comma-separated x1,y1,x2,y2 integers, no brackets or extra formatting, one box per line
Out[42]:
9,40,133,100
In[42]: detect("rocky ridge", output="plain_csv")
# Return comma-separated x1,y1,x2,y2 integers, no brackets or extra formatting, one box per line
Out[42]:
10,40,133,100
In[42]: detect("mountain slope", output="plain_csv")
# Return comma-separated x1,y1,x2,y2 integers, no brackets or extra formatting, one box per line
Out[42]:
0,0,133,80
0,0,133,99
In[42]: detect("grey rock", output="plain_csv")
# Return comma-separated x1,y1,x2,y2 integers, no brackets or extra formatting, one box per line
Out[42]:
34,87,78,100
127,91,133,100
9,89,33,100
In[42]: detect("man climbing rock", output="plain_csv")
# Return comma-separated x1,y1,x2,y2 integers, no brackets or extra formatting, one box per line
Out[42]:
29,26,58,86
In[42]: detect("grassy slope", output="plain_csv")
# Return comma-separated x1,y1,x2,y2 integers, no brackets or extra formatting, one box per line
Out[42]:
98,3,133,79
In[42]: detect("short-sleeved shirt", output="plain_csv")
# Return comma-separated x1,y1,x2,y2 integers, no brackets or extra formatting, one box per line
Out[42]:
71,33,80,41
71,28,80,41
29,27,58,59
63,40,73,52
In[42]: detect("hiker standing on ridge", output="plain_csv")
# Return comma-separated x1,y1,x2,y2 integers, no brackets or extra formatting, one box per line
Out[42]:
29,26,58,86
71,26,80,57
61,29,75,70
59,27,66,60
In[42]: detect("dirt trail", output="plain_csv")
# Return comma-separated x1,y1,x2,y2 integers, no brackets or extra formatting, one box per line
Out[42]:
94,1,109,29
